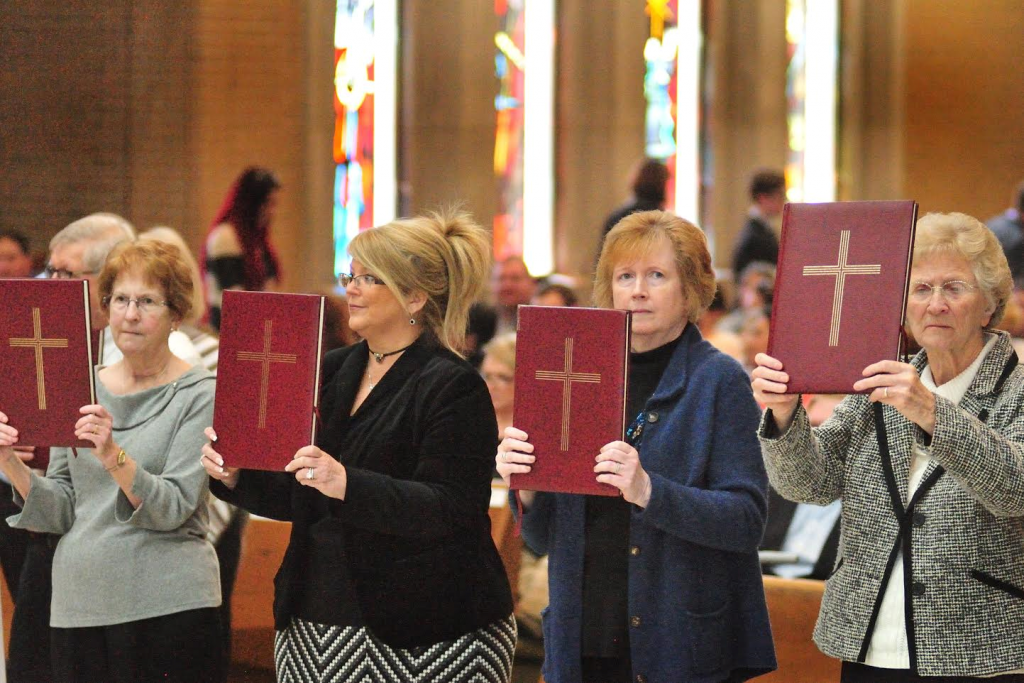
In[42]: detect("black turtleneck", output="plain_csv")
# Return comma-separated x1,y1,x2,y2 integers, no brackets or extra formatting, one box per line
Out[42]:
580,332,682,658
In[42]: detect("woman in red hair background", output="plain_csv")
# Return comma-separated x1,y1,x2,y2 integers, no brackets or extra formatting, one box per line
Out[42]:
202,166,283,330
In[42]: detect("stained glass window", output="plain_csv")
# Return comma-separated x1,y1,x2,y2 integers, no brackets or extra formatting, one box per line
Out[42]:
785,0,838,202
644,1,704,226
333,0,397,275
494,0,555,275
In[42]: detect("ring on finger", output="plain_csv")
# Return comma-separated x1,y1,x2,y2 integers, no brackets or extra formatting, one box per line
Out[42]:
306,467,315,481
884,387,889,399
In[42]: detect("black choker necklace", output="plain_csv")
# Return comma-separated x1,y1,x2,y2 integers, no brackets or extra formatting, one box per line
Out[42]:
368,342,414,364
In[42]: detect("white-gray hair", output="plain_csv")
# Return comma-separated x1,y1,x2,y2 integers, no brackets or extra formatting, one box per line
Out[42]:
50,212,136,273
913,212,1012,327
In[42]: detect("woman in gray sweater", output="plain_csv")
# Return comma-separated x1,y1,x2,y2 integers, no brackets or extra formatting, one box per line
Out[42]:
0,240,222,682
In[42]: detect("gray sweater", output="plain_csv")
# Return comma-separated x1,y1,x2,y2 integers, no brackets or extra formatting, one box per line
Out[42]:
10,366,221,627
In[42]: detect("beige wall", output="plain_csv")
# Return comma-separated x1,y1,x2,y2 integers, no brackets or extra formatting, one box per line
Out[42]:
902,0,1024,218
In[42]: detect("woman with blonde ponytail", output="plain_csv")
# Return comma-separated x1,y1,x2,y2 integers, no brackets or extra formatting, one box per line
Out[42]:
203,209,515,683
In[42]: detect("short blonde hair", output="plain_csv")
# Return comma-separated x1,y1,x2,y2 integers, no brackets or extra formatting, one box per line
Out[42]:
594,210,716,323
98,240,194,321
482,333,517,372
913,212,1012,327
140,227,206,325
349,209,491,355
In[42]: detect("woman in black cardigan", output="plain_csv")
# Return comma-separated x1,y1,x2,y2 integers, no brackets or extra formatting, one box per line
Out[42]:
201,210,514,683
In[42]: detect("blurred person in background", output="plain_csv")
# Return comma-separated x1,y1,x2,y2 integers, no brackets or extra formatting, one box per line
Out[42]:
0,229,34,278
532,282,578,308
601,158,669,237
492,255,536,334
731,168,786,281
203,167,283,331
140,227,242,675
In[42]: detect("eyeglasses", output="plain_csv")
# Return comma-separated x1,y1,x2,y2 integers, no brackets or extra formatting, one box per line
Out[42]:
481,372,514,386
908,280,978,302
102,294,170,315
338,272,386,288
45,265,97,279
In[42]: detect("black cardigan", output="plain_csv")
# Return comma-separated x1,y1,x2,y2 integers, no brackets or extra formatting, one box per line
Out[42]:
211,336,513,648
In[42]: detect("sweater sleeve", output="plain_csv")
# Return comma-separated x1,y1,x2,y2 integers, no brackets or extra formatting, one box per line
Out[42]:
758,393,869,505
928,386,1024,517
113,388,214,530
338,371,498,540
210,470,296,521
7,448,76,534
635,366,768,553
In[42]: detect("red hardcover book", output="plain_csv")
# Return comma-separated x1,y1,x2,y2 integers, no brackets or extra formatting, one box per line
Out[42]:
768,200,918,394
510,306,631,496
0,279,96,448
213,291,326,470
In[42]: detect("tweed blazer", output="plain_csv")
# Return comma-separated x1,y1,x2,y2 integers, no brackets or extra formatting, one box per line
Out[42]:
759,331,1024,677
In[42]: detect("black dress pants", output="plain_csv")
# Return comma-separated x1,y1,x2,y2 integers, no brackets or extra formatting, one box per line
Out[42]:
214,508,248,672
8,532,56,683
51,607,224,683
0,482,29,600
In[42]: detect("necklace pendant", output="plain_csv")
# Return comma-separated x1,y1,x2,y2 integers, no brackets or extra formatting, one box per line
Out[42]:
372,352,385,363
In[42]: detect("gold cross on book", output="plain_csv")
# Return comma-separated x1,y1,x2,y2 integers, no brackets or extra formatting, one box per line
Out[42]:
802,230,882,347
9,308,69,410
535,338,601,451
237,320,297,429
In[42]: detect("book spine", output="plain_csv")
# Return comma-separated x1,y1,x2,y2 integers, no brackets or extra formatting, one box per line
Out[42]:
621,312,631,438
767,202,792,360
896,202,919,361
83,280,96,403
310,297,326,445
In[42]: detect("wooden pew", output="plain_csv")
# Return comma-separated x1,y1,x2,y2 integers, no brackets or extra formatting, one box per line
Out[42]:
231,517,290,673
759,575,840,683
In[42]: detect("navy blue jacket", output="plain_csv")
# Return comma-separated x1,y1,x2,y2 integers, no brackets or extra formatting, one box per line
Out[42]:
521,325,777,683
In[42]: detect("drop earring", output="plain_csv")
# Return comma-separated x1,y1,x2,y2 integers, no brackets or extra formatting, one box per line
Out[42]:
409,317,416,326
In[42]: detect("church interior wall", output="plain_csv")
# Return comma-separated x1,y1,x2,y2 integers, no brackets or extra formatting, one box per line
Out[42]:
2,1,1023,293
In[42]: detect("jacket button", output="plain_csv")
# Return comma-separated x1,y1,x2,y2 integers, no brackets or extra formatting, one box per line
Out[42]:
629,545,641,557
647,411,659,423
630,615,642,628
913,512,926,527
912,582,926,597
636,676,647,683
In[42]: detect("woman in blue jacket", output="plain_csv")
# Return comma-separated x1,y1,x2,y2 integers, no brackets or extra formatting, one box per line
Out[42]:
497,210,776,683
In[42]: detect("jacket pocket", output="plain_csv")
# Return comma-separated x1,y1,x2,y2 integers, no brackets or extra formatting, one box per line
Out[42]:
686,603,729,675
971,569,1024,601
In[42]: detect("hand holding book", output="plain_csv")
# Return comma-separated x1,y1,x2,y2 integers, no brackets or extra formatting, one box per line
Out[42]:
201,427,241,489
0,410,19,458
750,353,800,431
284,445,347,500
595,440,651,507
495,426,536,507
497,427,653,507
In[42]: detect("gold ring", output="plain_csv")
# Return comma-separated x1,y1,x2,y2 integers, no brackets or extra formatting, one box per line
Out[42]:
884,387,889,399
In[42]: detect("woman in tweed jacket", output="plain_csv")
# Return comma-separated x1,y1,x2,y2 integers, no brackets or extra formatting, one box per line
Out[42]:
753,212,1024,683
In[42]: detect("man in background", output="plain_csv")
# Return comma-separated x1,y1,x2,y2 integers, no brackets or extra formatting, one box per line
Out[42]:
731,168,786,281
986,179,1024,287
492,255,536,334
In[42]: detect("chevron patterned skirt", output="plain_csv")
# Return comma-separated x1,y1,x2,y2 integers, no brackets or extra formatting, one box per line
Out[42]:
274,614,517,683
